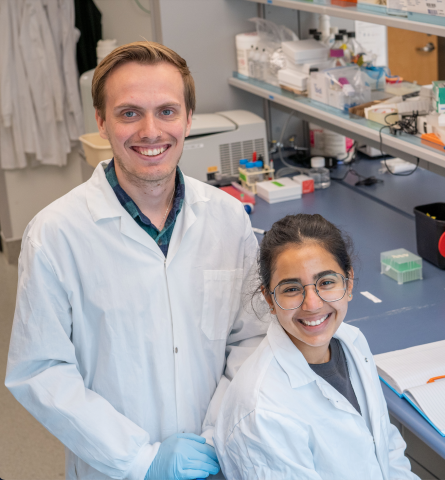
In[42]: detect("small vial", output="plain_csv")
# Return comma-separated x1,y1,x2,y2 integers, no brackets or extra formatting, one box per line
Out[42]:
239,158,248,169
308,156,330,189
255,160,264,182
246,161,256,184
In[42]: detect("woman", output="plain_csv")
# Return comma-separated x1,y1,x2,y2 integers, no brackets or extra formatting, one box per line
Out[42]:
214,214,418,480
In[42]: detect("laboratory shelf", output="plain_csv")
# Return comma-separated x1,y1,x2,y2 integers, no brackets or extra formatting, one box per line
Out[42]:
229,73,445,176
245,0,445,36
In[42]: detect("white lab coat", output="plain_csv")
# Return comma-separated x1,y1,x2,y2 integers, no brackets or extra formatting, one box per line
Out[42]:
6,162,268,480
0,0,82,170
214,319,419,480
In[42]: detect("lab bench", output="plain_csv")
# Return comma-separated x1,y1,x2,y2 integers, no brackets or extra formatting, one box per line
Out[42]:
248,161,445,475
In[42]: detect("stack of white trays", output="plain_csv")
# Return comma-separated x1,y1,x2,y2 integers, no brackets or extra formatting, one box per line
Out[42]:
256,178,302,204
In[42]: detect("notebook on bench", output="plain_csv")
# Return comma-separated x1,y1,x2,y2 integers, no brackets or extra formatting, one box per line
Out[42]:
374,340,445,436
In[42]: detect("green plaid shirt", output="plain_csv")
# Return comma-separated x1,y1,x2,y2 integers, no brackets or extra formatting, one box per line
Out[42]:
104,159,185,256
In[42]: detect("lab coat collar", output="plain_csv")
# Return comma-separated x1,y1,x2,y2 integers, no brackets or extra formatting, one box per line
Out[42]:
85,161,210,259
166,175,209,266
268,318,382,447
86,161,210,222
86,160,125,222
267,319,317,389
267,319,360,390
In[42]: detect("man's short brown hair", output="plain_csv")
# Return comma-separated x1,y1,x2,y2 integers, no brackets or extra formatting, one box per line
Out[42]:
92,41,196,119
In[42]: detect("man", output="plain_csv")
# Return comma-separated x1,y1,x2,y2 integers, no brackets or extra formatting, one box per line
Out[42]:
5,42,267,480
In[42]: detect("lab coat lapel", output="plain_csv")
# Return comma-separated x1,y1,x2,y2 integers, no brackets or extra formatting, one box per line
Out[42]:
119,214,163,255
336,325,382,445
166,175,209,267
85,161,164,257
166,201,196,267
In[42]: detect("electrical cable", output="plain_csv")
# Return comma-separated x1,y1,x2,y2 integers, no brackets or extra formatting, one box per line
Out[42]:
331,141,383,186
379,123,420,176
277,110,306,174
134,0,150,14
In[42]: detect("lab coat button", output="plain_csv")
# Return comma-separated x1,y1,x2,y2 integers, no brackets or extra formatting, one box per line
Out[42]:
365,358,369,362
175,347,178,353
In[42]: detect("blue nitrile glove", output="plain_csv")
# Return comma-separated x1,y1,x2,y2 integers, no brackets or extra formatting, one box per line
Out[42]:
144,433,220,480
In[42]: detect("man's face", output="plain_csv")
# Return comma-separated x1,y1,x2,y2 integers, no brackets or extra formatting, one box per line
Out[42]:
96,61,192,184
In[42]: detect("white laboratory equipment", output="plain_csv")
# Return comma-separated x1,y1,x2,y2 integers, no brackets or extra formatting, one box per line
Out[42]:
179,110,269,182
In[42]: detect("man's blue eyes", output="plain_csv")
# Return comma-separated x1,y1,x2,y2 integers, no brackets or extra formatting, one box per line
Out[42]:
123,110,174,117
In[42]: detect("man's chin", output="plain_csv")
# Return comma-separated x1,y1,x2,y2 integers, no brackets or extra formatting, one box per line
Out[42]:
115,156,178,186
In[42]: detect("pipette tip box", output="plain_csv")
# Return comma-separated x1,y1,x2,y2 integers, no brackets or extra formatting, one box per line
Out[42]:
380,248,423,285
256,178,302,204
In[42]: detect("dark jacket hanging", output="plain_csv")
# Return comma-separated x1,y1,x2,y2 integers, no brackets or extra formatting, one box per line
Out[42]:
74,0,102,75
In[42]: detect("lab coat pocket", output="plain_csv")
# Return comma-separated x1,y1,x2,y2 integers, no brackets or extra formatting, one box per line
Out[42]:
201,269,243,340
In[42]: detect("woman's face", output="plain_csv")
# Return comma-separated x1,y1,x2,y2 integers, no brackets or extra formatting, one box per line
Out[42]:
264,243,353,356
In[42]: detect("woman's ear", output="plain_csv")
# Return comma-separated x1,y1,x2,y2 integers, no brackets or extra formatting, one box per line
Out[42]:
261,285,276,314
347,268,354,301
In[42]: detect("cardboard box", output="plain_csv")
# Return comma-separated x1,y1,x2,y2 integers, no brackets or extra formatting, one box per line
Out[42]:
292,174,315,194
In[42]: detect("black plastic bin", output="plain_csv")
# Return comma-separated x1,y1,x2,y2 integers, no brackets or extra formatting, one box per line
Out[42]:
413,203,445,269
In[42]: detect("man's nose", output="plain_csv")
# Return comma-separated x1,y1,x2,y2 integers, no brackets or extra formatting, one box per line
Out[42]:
301,285,323,312
138,114,162,141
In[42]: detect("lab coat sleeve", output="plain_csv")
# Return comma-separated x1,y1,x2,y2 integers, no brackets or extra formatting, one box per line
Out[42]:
201,213,269,445
5,235,160,480
387,422,419,480
219,410,324,480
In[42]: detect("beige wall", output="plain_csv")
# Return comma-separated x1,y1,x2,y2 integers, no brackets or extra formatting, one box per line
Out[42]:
0,150,84,241
94,0,152,46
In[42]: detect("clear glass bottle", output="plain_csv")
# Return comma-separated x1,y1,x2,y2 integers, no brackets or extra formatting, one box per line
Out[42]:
323,26,338,49
239,158,248,170
329,48,346,68
253,47,261,79
347,32,365,60
339,29,348,44
258,48,269,82
247,46,256,78
309,156,330,189
332,33,344,51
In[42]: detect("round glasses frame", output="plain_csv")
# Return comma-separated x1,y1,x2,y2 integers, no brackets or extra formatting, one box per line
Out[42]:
269,273,350,311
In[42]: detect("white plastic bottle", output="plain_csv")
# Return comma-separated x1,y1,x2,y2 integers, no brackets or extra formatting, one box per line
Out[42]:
309,156,330,189
318,15,331,44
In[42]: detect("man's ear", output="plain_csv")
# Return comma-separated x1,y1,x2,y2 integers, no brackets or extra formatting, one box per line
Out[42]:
185,109,193,138
95,110,109,140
